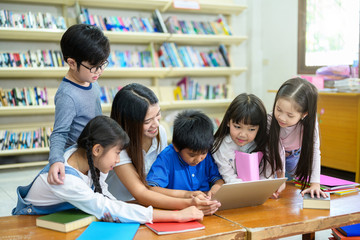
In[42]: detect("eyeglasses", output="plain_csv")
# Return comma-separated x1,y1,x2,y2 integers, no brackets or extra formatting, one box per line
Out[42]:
80,60,109,73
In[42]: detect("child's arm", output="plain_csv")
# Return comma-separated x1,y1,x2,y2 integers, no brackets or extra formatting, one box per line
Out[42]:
301,119,328,198
149,186,207,199
153,206,203,222
48,96,77,185
272,170,286,198
207,179,225,198
113,163,220,214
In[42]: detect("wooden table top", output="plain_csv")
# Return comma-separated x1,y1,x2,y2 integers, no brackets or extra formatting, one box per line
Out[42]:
216,182,360,240
1,182,359,240
0,214,245,240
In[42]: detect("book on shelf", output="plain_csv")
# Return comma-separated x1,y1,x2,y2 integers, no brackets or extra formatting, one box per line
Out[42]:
337,223,360,237
0,126,52,151
36,209,97,233
302,193,330,210
157,43,228,68
79,7,160,33
173,76,228,101
77,222,140,240
145,221,205,235
0,50,65,68
152,9,168,33
332,227,360,240
0,9,66,29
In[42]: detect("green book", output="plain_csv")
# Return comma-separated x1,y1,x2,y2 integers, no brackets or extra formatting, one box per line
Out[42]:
36,209,97,233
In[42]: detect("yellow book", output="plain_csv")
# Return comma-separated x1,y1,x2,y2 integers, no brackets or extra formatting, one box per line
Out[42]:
173,86,184,100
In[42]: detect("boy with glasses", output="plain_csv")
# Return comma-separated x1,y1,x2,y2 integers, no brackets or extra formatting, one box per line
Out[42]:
48,24,110,185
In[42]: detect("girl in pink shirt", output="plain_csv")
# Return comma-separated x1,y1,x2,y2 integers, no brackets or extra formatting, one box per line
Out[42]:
268,78,327,199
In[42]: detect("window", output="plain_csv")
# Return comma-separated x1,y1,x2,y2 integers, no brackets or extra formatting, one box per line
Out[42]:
298,0,359,74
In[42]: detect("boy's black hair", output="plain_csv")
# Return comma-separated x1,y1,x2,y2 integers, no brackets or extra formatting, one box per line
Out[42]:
77,115,129,194
172,110,214,152
60,24,110,70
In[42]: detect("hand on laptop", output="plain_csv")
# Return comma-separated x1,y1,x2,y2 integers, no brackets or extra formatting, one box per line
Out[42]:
191,196,221,215
272,182,286,199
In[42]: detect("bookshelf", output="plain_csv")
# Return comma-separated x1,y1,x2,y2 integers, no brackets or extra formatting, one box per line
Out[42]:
0,0,247,169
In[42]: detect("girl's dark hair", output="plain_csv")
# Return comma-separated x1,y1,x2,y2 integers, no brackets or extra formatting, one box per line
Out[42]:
77,115,129,194
60,24,110,70
110,83,159,186
268,77,318,189
211,93,269,173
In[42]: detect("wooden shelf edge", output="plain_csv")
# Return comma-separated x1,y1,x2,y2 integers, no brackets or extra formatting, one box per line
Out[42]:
78,0,169,11
0,160,48,170
0,28,65,42
0,67,68,78
0,148,49,157
0,106,55,116
160,99,232,110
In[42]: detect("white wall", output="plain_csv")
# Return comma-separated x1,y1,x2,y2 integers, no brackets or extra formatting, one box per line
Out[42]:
245,0,298,111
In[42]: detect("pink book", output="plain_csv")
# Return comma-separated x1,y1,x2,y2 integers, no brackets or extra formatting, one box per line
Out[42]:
235,151,263,181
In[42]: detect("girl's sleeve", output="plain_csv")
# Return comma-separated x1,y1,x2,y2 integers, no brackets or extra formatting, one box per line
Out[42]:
159,124,168,151
206,154,224,186
310,119,321,183
212,145,240,183
48,174,153,224
99,172,117,200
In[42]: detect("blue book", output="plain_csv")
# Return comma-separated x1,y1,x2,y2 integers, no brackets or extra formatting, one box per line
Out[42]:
338,223,360,237
77,222,140,240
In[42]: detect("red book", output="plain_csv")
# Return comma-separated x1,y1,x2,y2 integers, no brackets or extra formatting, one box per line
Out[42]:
145,221,205,235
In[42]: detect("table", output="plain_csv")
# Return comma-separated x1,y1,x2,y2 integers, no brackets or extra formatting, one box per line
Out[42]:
1,182,359,240
216,182,360,240
0,214,246,240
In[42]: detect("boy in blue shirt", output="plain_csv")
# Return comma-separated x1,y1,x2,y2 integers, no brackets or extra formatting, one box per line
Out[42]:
147,110,224,199
47,24,110,185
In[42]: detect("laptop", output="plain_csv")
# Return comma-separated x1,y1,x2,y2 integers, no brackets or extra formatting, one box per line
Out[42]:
212,178,287,210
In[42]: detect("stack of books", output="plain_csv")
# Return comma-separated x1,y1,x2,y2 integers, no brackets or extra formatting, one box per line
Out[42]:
294,174,360,196
158,43,230,68
330,223,360,239
79,8,166,33
0,9,67,29
174,76,228,101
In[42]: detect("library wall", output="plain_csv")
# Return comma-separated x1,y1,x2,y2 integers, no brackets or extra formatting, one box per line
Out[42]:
0,0,248,167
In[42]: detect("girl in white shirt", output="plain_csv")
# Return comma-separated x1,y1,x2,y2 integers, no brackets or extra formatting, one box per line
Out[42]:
106,83,220,215
268,78,327,199
211,93,269,183
12,116,203,223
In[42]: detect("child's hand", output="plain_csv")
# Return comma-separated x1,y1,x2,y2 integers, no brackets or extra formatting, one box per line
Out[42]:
272,182,286,199
191,196,221,215
47,162,65,185
176,206,204,222
301,183,328,198
186,191,208,199
101,212,120,223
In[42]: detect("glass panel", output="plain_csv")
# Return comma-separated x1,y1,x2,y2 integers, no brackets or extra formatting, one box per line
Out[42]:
305,0,359,67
